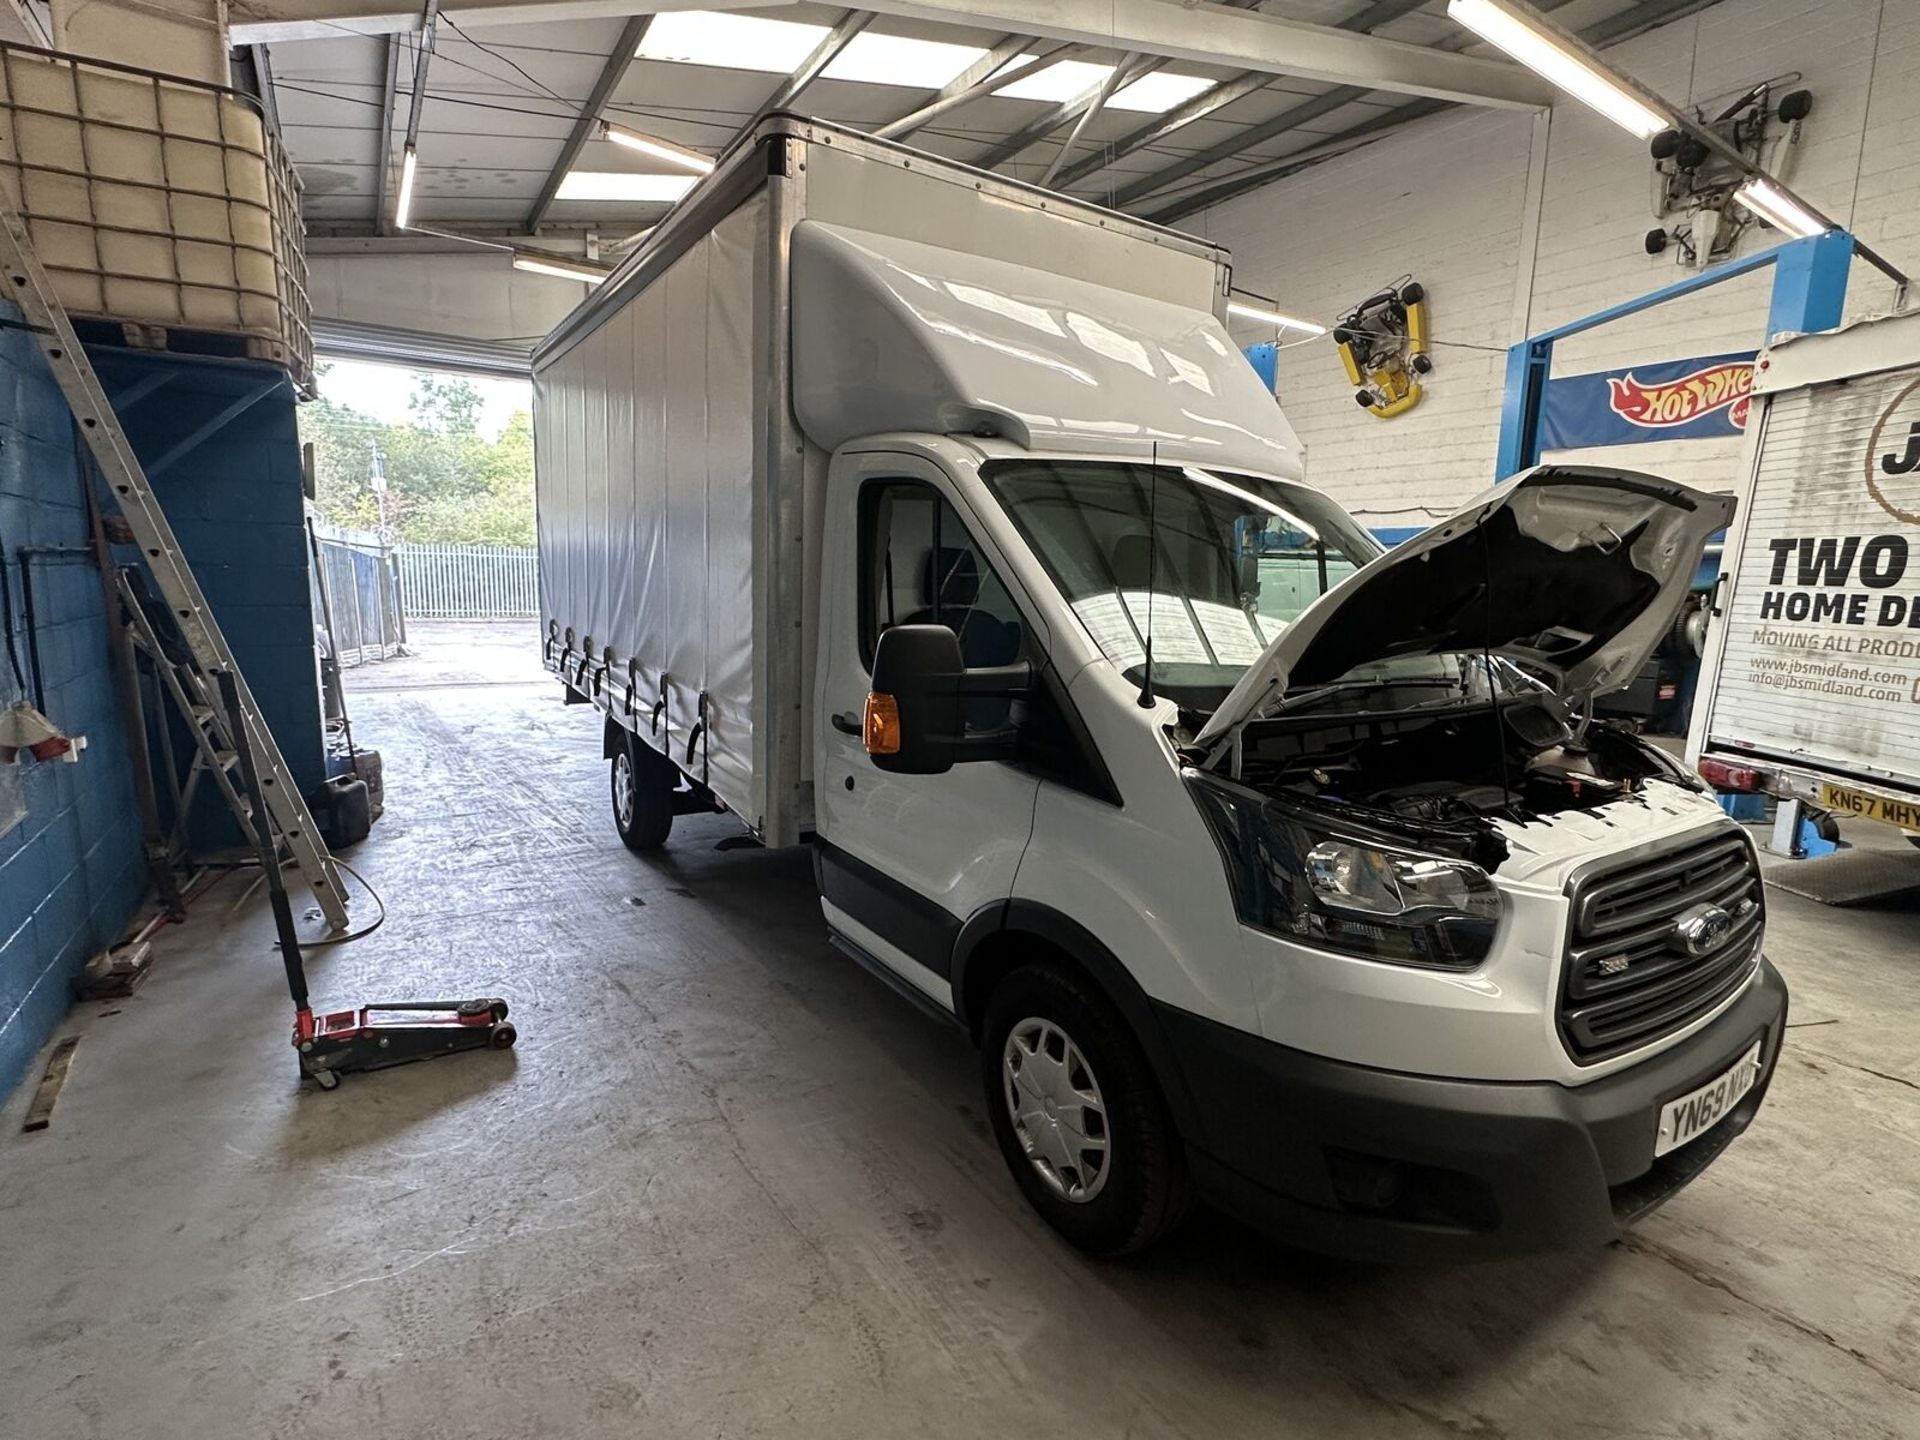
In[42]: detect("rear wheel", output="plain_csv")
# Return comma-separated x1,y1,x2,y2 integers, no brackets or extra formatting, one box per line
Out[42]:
981,964,1190,1255
611,737,675,852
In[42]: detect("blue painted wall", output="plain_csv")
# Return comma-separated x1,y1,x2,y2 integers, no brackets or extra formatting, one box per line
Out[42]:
0,327,145,1102
0,340,323,1101
93,350,325,818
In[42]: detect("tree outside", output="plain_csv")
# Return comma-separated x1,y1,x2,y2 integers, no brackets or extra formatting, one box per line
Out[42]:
300,363,536,546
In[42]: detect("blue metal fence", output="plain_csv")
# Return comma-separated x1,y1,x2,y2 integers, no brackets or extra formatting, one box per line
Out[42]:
310,521,405,664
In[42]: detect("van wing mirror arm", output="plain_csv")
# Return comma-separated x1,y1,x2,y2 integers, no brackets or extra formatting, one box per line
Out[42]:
954,659,1032,698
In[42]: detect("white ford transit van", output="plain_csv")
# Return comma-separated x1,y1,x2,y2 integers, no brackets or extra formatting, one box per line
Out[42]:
536,118,1785,1259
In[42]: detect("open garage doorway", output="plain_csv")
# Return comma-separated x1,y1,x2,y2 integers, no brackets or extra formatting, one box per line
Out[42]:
301,357,547,696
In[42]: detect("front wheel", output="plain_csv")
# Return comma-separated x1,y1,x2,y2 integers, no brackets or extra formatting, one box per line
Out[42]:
981,964,1190,1255
611,737,675,852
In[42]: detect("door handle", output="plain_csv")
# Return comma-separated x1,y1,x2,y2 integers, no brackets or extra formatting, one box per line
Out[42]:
831,711,862,736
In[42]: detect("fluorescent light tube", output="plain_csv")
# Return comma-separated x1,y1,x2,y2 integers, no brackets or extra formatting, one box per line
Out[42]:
1228,300,1326,335
512,253,608,284
603,124,714,175
394,144,417,230
1447,0,1668,140
1732,177,1829,239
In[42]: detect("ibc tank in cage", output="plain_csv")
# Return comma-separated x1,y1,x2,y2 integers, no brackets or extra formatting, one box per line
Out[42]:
0,41,311,388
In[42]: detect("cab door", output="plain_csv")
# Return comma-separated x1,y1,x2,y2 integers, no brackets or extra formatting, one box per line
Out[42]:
813,451,1046,1007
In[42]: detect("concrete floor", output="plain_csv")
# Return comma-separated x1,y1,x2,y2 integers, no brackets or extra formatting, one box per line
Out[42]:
3,619,1917,1439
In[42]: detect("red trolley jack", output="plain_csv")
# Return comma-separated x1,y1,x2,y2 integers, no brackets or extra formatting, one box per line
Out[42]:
294,999,516,1090
215,672,518,1090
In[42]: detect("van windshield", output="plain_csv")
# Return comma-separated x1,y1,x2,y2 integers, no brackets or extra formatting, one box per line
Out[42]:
983,458,1383,710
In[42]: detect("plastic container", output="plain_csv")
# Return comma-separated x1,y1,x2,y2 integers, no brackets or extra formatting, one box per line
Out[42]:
0,41,310,385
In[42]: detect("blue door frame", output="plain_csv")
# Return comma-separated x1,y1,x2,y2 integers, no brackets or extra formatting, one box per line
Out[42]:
1494,229,1857,479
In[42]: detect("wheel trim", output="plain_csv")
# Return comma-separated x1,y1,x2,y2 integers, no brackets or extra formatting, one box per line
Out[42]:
1002,1018,1111,1204
612,751,635,829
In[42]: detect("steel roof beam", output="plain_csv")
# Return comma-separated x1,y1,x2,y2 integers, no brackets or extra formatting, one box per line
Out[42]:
525,13,653,234
847,0,1552,108
233,0,776,45
1109,84,1369,207
746,9,872,126
1039,52,1137,186
872,33,1032,142
1046,70,1266,193
1136,0,1654,223
233,0,1554,107
974,53,1163,172
1583,0,1721,46
1144,96,1447,221
1046,0,1432,194
875,0,1259,145
962,0,1264,173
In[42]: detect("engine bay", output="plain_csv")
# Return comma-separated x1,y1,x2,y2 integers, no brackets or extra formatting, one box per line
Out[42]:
1226,692,1690,829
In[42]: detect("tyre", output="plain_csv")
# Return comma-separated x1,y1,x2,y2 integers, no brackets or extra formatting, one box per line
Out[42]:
981,964,1190,1255
611,736,675,852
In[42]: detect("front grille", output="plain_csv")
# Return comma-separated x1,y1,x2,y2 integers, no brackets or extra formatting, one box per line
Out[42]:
1559,829,1764,1063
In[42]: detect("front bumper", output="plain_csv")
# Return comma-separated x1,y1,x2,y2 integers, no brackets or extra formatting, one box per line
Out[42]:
1157,956,1788,1263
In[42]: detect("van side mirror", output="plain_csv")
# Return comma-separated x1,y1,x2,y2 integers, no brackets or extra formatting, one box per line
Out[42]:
869,625,964,774
867,624,1029,775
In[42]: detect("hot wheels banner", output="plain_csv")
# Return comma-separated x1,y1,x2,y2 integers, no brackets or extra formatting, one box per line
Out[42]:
1540,352,1757,449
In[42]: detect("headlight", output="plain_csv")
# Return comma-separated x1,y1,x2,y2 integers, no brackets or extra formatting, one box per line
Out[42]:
1187,773,1503,970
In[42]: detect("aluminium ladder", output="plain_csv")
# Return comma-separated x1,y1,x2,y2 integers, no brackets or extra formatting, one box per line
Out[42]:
115,570,274,875
0,195,350,930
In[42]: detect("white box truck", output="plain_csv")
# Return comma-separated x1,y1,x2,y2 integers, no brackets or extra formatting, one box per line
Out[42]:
535,117,1786,1261
1689,310,1920,844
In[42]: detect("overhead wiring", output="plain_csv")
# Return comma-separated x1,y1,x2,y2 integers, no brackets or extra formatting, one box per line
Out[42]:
441,14,578,110
288,13,744,144
273,81,747,140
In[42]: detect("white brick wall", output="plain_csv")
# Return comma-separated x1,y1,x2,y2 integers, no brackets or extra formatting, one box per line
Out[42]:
1182,0,1920,524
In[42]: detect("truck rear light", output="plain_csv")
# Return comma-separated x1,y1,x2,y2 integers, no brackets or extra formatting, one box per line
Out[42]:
863,692,901,755
1698,757,1761,791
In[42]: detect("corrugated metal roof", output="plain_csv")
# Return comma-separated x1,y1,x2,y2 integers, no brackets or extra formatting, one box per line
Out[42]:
262,1,1691,237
